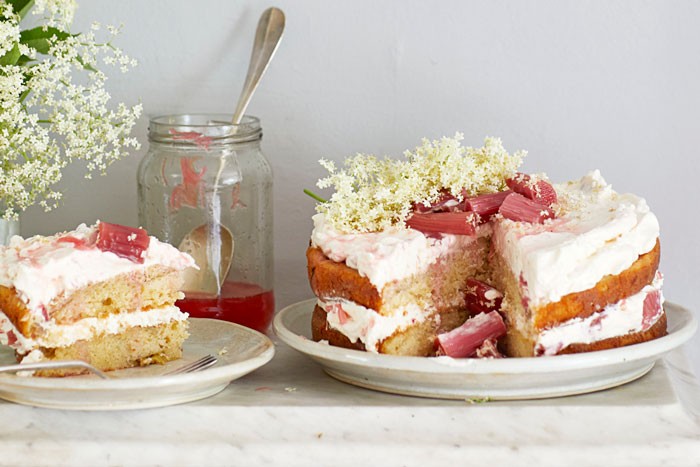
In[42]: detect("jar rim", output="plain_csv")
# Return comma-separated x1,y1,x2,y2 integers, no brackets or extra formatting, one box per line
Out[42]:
148,114,261,145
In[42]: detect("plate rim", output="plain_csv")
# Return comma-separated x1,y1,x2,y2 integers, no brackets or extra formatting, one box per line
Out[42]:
0,318,275,393
274,298,697,375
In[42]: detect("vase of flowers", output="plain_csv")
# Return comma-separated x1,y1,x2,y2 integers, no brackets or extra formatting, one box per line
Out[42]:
0,0,142,243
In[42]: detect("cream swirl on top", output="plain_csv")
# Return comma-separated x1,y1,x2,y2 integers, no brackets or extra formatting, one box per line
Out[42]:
0,223,195,315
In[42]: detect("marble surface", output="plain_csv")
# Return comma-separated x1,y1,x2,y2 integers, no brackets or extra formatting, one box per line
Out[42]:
0,339,698,467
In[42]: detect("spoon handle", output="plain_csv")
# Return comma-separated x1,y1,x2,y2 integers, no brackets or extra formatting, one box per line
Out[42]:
232,7,285,125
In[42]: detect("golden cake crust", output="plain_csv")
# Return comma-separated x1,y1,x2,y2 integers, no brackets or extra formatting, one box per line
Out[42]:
0,285,32,337
307,246,382,311
533,240,661,330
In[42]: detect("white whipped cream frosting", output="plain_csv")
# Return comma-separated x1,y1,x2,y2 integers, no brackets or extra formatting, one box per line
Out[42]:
311,213,486,290
492,170,659,308
0,223,195,314
535,273,664,356
0,305,188,357
319,298,427,352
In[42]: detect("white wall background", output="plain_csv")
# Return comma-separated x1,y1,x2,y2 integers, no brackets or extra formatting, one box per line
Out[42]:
19,1,700,375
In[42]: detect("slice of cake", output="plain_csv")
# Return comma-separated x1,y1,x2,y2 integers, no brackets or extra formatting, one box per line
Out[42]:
306,134,666,358
490,171,665,356
0,221,196,376
308,216,491,355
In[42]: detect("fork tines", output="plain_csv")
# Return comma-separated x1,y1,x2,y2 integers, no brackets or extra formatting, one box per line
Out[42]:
165,355,218,375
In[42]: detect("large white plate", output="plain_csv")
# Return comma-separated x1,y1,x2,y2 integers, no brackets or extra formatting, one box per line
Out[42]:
0,318,274,410
274,299,697,400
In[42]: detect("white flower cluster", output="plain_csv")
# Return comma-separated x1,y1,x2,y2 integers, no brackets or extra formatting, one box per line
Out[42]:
33,0,77,27
316,134,525,233
0,0,142,219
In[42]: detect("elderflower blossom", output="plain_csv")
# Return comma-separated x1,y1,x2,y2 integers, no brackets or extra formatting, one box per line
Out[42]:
316,134,525,233
33,0,76,27
0,0,142,220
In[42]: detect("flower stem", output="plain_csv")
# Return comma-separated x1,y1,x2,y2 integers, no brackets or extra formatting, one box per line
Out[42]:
303,189,327,203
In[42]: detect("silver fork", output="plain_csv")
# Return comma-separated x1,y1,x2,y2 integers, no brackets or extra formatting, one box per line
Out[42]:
0,355,218,379
164,354,218,375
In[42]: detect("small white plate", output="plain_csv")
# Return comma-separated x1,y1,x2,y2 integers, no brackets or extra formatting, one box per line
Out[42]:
274,299,697,400
0,318,274,410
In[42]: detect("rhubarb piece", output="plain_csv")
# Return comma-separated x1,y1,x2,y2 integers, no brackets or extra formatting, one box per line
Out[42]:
464,190,512,222
336,307,350,325
506,173,558,206
96,222,151,263
413,191,461,213
406,212,477,236
436,311,507,358
642,289,663,330
464,278,504,314
474,338,504,358
499,192,554,224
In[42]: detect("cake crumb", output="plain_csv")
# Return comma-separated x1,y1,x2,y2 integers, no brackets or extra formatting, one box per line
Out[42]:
284,387,297,392
218,347,228,356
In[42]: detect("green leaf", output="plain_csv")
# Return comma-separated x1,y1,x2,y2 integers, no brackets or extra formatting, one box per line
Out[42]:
7,0,35,20
16,55,35,66
0,43,21,66
76,55,98,73
20,26,71,55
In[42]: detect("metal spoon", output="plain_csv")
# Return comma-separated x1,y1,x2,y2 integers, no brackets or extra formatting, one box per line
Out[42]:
178,7,285,295
232,7,285,124
178,224,234,296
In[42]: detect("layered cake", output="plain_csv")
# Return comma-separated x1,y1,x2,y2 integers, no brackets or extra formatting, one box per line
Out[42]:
0,221,195,376
307,134,665,358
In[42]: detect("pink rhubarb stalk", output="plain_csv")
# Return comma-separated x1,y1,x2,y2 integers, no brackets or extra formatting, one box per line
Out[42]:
642,289,663,330
436,311,507,358
96,222,151,263
463,191,512,222
413,191,461,213
464,278,504,314
406,212,478,236
506,172,558,206
499,192,554,224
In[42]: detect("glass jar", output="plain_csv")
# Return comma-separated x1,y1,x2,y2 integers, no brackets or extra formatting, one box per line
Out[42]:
0,217,20,246
137,114,274,333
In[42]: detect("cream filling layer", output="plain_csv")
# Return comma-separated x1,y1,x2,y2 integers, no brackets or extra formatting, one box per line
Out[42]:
535,273,664,356
319,298,427,353
0,306,188,355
